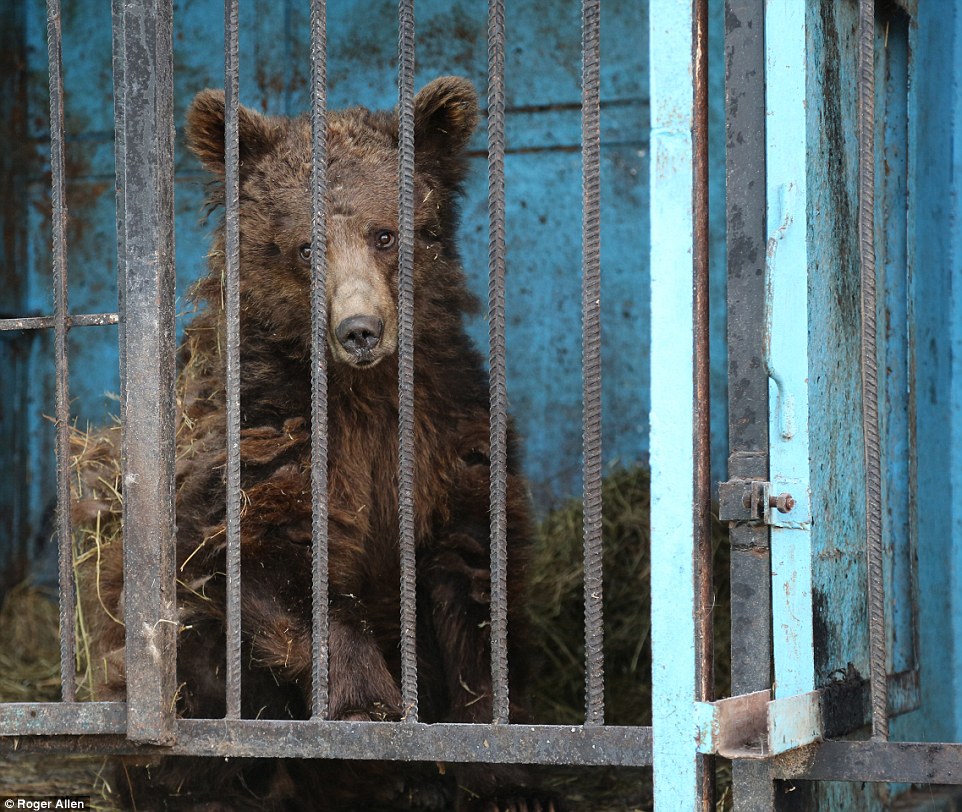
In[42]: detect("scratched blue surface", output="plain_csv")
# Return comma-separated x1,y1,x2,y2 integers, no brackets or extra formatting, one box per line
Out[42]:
805,0,961,743
766,0,815,701
802,0,962,807
805,0,871,703
0,0,729,558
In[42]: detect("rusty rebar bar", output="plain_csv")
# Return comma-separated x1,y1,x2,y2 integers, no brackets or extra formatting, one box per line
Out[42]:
397,0,419,723
46,0,76,704
487,0,510,725
581,0,604,727
858,0,888,742
223,0,243,721
309,0,330,721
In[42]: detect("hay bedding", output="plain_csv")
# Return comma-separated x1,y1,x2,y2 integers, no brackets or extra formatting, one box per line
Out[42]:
0,453,731,811
0,584,115,809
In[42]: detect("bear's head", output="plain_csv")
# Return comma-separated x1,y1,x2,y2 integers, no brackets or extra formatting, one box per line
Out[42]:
186,77,479,370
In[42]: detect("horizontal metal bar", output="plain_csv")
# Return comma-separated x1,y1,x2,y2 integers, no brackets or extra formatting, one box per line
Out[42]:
0,703,126,736
0,721,652,765
176,720,652,763
774,740,962,784
0,312,119,332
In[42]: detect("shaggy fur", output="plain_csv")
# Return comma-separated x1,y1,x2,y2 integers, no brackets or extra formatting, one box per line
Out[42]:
78,78,545,810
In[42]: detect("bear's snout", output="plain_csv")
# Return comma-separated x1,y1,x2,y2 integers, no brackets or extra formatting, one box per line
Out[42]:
335,314,384,363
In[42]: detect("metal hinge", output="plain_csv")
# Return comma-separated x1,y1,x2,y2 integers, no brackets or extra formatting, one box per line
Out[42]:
694,690,822,759
718,479,795,525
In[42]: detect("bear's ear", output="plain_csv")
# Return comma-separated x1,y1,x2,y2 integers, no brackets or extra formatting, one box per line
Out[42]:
186,89,279,174
413,76,479,163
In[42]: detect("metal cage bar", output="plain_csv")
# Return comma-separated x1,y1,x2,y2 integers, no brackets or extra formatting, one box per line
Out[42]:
858,0,889,742
46,0,76,706
724,0,775,807
691,0,714,806
0,313,119,332
486,0,511,725
396,0,419,723
223,0,243,722
0,0,680,780
691,0,713,709
580,0,605,729
309,0,331,721
111,0,128,421
649,0,713,807
0,719,653,764
765,0,815,703
114,0,178,745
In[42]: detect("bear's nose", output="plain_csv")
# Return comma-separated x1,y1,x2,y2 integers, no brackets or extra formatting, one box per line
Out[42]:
335,315,384,354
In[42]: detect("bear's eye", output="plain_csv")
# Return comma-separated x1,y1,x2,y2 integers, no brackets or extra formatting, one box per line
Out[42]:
298,244,312,262
374,230,397,250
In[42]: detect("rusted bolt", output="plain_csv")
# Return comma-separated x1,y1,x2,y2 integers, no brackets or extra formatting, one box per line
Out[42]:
769,493,795,514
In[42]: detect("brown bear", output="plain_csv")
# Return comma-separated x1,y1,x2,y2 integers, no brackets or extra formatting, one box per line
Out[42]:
77,77,549,811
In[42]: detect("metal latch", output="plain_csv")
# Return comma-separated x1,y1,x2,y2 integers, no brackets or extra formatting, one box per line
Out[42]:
718,479,795,524
694,690,822,759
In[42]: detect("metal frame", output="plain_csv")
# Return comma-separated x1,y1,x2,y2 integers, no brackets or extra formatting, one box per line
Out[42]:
723,0,775,807
0,710,653,765
0,0,696,785
649,0,714,808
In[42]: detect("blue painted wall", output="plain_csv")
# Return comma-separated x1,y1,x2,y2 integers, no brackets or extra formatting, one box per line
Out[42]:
801,0,962,807
901,0,962,745
806,0,962,729
0,0,729,566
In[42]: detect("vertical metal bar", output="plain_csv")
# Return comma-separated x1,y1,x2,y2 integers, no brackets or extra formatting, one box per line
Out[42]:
111,0,127,447
47,0,76,704
116,0,177,745
650,0,706,806
724,0,775,808
223,0,243,721
309,0,330,720
858,0,888,742
766,0,815,703
691,0,712,705
875,9,912,682
903,7,922,699
691,0,713,806
581,0,604,729
397,0,418,723
486,0,510,725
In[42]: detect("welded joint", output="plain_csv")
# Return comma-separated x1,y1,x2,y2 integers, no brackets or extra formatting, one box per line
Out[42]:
695,689,821,759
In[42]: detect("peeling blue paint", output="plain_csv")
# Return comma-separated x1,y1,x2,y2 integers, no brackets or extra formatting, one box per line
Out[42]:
767,0,815,701
649,0,702,806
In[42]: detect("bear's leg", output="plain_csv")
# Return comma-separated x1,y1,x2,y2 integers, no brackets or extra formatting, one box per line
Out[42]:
420,535,557,811
418,532,496,723
241,589,403,721
327,614,404,721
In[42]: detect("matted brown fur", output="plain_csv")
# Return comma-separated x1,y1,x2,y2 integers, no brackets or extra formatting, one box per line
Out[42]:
75,77,545,811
